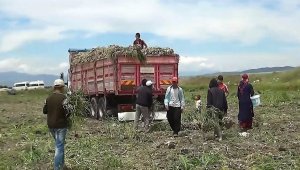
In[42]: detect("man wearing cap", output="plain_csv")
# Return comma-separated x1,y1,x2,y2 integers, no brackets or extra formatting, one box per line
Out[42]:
134,80,153,132
43,79,69,170
164,77,185,137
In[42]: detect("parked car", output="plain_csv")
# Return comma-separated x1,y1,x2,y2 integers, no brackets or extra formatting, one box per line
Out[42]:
12,81,29,91
28,80,45,90
0,88,9,92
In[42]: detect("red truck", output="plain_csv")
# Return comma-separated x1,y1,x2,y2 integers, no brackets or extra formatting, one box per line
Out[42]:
68,48,179,120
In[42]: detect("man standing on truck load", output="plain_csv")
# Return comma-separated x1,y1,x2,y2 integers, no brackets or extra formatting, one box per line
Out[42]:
134,80,153,132
164,77,185,137
133,33,147,49
43,79,69,170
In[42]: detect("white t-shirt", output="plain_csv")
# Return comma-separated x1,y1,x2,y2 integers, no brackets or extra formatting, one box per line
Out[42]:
169,88,181,107
195,100,202,110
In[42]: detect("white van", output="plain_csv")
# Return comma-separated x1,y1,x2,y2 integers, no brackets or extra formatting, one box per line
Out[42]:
12,81,29,90
28,80,45,90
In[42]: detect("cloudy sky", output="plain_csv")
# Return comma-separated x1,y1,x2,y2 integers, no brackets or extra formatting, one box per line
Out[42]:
0,0,299,76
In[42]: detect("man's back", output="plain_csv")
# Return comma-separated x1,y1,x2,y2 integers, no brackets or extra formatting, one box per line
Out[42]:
45,93,67,128
207,87,228,112
136,86,152,107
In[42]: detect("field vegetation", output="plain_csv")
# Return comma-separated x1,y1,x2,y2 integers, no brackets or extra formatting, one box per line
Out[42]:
0,69,299,169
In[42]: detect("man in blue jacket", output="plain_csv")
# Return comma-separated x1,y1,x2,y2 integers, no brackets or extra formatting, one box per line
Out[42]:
164,77,185,137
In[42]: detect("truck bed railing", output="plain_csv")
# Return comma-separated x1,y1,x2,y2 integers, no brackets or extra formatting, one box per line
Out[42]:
68,48,92,53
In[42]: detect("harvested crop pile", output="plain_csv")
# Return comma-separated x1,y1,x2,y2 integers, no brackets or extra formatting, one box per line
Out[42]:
70,45,175,66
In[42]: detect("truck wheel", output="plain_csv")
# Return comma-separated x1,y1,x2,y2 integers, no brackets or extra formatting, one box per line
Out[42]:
98,97,107,118
90,97,99,120
107,108,118,117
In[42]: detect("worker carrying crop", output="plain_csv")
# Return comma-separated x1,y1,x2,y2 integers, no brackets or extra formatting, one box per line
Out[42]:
134,80,153,132
133,32,147,49
43,79,70,170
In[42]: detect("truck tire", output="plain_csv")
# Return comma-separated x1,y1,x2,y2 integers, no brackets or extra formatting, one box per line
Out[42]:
90,97,99,120
98,97,107,118
107,108,118,117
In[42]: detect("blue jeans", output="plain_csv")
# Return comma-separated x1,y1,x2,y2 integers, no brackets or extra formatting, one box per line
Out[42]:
50,128,67,170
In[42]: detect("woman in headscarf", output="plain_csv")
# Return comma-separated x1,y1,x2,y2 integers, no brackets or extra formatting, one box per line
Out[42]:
206,78,228,141
237,74,255,132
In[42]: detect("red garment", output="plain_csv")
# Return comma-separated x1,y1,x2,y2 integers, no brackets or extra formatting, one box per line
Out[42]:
218,82,229,94
239,119,253,129
133,39,146,48
172,77,178,83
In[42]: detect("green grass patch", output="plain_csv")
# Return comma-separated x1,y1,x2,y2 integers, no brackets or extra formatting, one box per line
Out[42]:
178,152,225,170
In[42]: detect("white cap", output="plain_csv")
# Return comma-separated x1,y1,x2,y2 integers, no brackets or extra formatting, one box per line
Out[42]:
54,79,65,87
146,80,153,86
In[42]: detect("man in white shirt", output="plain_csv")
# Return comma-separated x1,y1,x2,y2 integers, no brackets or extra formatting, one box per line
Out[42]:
164,77,185,137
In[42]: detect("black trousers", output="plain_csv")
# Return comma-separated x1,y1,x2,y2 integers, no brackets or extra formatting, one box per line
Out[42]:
167,106,182,134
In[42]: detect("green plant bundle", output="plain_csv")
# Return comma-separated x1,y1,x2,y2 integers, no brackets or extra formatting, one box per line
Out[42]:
200,107,223,131
64,90,90,130
124,46,146,63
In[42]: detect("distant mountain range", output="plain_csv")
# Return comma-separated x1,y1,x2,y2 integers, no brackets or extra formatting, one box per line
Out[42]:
203,66,296,76
242,66,295,73
0,72,61,87
0,66,296,87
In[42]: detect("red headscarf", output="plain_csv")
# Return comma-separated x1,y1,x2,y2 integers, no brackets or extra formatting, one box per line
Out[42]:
239,74,249,95
242,73,249,80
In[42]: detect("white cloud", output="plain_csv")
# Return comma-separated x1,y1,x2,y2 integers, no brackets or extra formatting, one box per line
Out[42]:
0,58,68,75
178,51,300,75
0,0,300,51
180,56,208,65
0,58,24,70
0,27,65,52
0,0,299,75
58,62,69,70
179,56,215,75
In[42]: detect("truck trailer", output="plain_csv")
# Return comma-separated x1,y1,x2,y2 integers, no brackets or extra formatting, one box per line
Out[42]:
68,46,179,120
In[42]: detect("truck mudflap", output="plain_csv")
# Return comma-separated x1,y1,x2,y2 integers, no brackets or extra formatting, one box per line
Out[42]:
118,111,167,121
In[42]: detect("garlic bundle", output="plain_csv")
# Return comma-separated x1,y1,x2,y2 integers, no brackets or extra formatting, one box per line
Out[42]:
70,45,175,66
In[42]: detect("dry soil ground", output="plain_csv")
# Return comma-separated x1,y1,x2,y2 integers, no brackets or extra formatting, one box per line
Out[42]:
0,89,299,169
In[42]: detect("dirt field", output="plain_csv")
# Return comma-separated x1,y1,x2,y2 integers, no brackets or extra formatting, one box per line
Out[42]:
0,73,300,169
